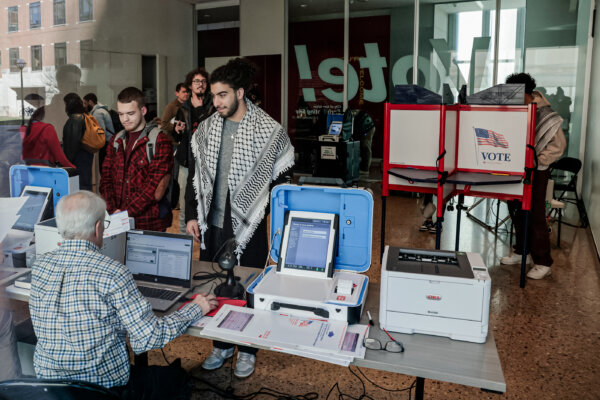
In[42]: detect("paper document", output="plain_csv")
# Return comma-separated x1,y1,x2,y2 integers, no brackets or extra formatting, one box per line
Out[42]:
104,211,131,237
0,212,20,244
202,305,348,353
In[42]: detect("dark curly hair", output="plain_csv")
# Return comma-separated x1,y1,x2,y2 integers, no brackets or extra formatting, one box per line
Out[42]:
210,58,256,92
184,67,209,89
505,73,536,94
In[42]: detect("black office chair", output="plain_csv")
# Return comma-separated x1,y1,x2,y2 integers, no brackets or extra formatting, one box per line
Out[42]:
0,378,119,400
548,157,589,229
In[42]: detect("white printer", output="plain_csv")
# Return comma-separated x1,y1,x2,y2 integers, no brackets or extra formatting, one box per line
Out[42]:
380,246,491,343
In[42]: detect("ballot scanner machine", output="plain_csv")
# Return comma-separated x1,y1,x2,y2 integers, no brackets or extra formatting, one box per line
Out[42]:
380,246,491,343
248,181,373,324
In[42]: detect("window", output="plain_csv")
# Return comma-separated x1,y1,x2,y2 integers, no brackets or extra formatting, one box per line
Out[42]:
30,2,41,29
54,0,66,25
9,48,20,72
31,45,42,71
80,39,93,68
79,0,93,22
8,6,19,32
54,42,67,67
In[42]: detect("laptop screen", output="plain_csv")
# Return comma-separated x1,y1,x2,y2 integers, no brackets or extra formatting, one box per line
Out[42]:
12,187,52,232
125,230,193,287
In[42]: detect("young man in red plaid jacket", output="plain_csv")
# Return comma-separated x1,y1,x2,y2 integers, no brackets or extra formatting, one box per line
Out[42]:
100,87,173,231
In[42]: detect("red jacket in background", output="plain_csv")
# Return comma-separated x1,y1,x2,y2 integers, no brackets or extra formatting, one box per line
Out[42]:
100,124,173,231
22,121,76,169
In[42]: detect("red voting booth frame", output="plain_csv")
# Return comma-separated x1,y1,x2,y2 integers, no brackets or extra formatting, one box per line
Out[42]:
381,103,537,288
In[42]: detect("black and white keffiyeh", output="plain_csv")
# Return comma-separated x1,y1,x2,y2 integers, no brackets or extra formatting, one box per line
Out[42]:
191,99,294,255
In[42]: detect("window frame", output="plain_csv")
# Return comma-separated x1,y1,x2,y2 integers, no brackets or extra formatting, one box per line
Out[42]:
29,2,41,29
8,6,19,32
79,0,93,22
9,48,20,72
53,0,66,26
54,42,67,68
31,45,42,71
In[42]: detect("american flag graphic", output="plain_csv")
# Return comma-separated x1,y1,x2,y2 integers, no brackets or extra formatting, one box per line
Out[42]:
475,128,509,148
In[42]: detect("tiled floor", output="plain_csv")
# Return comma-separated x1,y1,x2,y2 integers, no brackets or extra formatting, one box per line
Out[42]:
8,168,599,399
160,170,600,400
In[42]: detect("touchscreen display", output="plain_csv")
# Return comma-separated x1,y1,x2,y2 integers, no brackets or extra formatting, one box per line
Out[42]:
284,217,332,273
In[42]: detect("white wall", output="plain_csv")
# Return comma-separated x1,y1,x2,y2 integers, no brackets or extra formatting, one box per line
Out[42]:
582,2,600,253
240,0,287,127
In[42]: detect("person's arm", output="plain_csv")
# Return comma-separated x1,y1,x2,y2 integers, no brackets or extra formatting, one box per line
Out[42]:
101,110,115,140
126,132,173,217
100,136,117,212
538,126,567,170
107,265,215,354
45,125,76,168
160,103,177,135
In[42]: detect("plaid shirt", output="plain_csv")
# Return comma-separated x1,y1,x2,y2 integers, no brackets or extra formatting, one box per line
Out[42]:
29,240,202,388
100,124,173,231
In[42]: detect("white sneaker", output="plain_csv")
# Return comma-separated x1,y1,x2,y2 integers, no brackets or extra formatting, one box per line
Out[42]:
234,351,256,378
500,253,532,265
527,265,552,280
202,347,234,370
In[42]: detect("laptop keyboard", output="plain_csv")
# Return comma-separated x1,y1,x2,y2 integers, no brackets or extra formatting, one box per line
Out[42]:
138,286,180,301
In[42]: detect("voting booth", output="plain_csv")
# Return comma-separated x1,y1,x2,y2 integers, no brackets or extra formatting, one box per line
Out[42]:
248,178,373,324
381,102,536,287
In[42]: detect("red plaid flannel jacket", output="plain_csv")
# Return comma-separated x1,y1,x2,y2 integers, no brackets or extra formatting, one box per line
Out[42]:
100,126,173,231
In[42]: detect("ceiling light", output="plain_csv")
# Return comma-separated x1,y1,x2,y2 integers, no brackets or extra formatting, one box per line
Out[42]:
299,4,308,8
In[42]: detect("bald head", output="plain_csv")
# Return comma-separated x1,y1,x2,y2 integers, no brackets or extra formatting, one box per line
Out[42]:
56,191,106,245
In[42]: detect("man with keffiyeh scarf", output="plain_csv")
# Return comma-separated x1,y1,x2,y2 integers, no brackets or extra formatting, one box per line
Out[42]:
185,58,294,378
500,73,566,280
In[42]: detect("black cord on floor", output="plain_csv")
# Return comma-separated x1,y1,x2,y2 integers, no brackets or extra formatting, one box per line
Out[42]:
354,366,416,395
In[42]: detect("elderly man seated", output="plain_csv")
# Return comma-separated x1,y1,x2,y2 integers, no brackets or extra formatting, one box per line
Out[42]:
29,191,217,398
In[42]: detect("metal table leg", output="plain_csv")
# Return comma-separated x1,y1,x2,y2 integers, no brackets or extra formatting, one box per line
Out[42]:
455,195,464,251
520,210,530,288
415,377,425,400
381,196,387,263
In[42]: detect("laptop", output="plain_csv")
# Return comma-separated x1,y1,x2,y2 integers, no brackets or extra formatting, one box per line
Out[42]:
2,185,52,250
125,230,193,311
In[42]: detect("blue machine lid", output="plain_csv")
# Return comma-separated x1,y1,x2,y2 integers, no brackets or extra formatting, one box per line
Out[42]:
270,184,373,273
9,165,71,212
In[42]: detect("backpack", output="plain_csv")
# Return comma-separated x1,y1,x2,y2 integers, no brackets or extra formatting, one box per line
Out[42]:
352,111,374,140
81,114,105,152
113,126,179,216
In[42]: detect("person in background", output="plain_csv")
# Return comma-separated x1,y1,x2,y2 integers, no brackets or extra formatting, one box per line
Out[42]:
63,93,94,190
22,106,76,168
83,93,115,167
161,83,189,142
173,68,215,233
352,109,375,176
29,191,217,398
500,73,566,280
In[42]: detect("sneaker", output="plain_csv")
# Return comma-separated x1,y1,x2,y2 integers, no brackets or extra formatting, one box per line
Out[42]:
428,223,441,234
234,351,256,378
420,219,434,232
202,347,234,370
527,265,552,279
500,253,532,265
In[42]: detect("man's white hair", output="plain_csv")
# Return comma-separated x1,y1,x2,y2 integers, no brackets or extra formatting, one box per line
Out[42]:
56,191,106,240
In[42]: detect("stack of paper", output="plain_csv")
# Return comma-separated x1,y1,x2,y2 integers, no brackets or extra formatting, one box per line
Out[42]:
199,305,367,366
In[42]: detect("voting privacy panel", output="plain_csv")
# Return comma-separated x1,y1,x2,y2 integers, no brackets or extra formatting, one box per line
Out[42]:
248,183,373,324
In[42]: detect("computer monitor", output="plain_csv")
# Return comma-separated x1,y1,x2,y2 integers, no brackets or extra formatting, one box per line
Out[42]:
328,121,343,135
124,230,193,288
277,211,338,279
11,185,52,232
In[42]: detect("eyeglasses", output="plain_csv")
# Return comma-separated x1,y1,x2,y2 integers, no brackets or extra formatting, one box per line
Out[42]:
364,328,404,353
192,79,207,85
103,219,111,229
